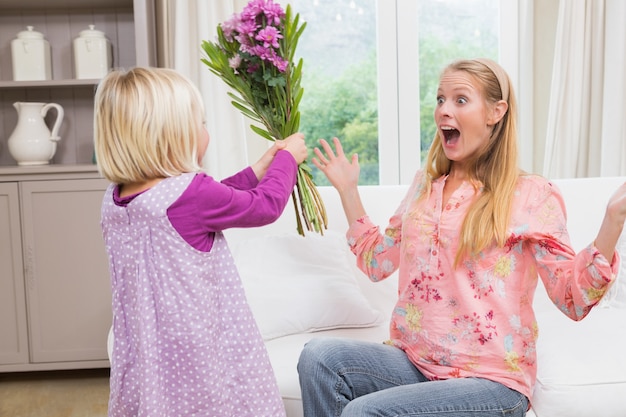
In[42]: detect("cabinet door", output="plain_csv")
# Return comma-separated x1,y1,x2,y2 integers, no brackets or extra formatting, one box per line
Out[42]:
0,183,29,365
20,178,112,363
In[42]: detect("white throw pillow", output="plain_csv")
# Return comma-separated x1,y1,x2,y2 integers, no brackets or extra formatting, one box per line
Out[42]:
230,230,383,340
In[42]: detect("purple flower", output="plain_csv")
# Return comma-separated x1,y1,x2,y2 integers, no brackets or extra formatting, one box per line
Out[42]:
235,33,254,53
271,55,288,72
228,55,242,71
241,0,265,21
237,19,258,37
250,44,273,61
263,48,287,72
255,25,282,49
246,63,260,73
241,0,285,26
221,13,241,41
263,1,285,25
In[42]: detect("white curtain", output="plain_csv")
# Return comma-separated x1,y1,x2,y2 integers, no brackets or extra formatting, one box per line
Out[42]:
155,0,269,179
544,0,626,178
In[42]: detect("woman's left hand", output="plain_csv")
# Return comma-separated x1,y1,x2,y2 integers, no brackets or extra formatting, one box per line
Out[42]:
595,182,626,262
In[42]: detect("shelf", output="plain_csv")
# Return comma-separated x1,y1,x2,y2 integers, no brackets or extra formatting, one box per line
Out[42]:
0,0,131,10
0,79,99,89
0,164,102,182
0,163,98,175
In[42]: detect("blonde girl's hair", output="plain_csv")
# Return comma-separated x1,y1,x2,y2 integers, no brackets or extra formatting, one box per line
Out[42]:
422,58,520,265
94,67,205,184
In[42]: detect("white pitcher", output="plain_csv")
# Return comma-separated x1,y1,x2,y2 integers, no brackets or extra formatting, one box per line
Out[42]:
7,102,64,166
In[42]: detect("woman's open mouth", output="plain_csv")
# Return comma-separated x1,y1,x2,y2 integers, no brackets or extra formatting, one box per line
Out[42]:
441,125,460,145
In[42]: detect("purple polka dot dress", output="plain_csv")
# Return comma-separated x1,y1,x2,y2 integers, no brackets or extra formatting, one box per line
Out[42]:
101,173,286,417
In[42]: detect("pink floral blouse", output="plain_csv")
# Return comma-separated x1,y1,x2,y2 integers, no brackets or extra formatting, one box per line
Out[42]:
347,172,618,401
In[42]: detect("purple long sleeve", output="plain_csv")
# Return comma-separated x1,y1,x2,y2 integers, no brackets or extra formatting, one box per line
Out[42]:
220,165,259,190
167,149,298,251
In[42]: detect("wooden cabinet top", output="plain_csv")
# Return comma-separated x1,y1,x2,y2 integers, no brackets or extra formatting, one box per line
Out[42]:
0,164,104,182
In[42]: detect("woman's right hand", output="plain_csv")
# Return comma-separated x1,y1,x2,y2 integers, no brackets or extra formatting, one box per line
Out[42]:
312,137,360,193
280,132,308,165
313,137,365,225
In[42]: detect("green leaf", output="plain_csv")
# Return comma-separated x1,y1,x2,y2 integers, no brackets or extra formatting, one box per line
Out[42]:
250,124,275,141
230,100,262,121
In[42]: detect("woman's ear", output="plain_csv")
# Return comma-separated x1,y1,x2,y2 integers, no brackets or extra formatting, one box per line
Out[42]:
487,100,508,126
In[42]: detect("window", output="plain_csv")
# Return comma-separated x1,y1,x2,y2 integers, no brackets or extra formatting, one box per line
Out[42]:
284,0,515,185
286,0,378,185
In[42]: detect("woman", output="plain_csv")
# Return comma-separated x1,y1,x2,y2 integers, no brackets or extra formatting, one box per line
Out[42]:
297,58,626,417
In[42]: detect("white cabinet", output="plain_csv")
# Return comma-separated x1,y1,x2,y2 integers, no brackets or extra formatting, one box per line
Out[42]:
0,0,156,372
0,171,112,372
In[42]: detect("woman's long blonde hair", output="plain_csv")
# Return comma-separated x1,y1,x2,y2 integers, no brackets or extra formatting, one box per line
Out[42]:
94,67,205,184
422,58,520,264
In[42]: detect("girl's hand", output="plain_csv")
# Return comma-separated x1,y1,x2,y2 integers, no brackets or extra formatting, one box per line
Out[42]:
250,133,307,180
312,137,360,193
280,132,308,165
251,142,283,180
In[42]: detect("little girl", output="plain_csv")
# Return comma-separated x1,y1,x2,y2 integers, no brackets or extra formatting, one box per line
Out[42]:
94,67,307,417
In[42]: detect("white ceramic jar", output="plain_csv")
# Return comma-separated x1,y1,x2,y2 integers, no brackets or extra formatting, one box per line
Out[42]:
73,25,112,79
11,26,52,81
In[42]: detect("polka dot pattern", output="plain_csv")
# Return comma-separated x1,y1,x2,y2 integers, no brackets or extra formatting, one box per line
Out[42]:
101,173,286,416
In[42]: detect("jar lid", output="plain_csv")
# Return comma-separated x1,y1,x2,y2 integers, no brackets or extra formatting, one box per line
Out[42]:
79,25,106,38
16,26,44,39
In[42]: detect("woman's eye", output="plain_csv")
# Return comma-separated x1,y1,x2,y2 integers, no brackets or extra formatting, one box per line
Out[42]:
436,97,444,105
457,97,467,104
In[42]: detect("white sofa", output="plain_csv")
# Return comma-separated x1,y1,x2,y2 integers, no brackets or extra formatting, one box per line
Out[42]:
224,176,626,417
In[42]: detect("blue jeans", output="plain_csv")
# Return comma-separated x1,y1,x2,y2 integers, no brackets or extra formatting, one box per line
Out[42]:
297,338,529,417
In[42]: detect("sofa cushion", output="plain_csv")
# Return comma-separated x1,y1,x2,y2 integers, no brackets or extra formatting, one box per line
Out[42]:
231,230,383,341
533,306,626,417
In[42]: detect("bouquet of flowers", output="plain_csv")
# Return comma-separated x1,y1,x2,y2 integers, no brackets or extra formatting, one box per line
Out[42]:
201,0,327,236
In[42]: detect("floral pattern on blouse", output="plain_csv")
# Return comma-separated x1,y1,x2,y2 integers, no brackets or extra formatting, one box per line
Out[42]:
347,172,618,400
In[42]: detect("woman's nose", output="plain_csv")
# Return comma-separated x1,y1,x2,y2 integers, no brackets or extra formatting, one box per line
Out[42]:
435,100,452,118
